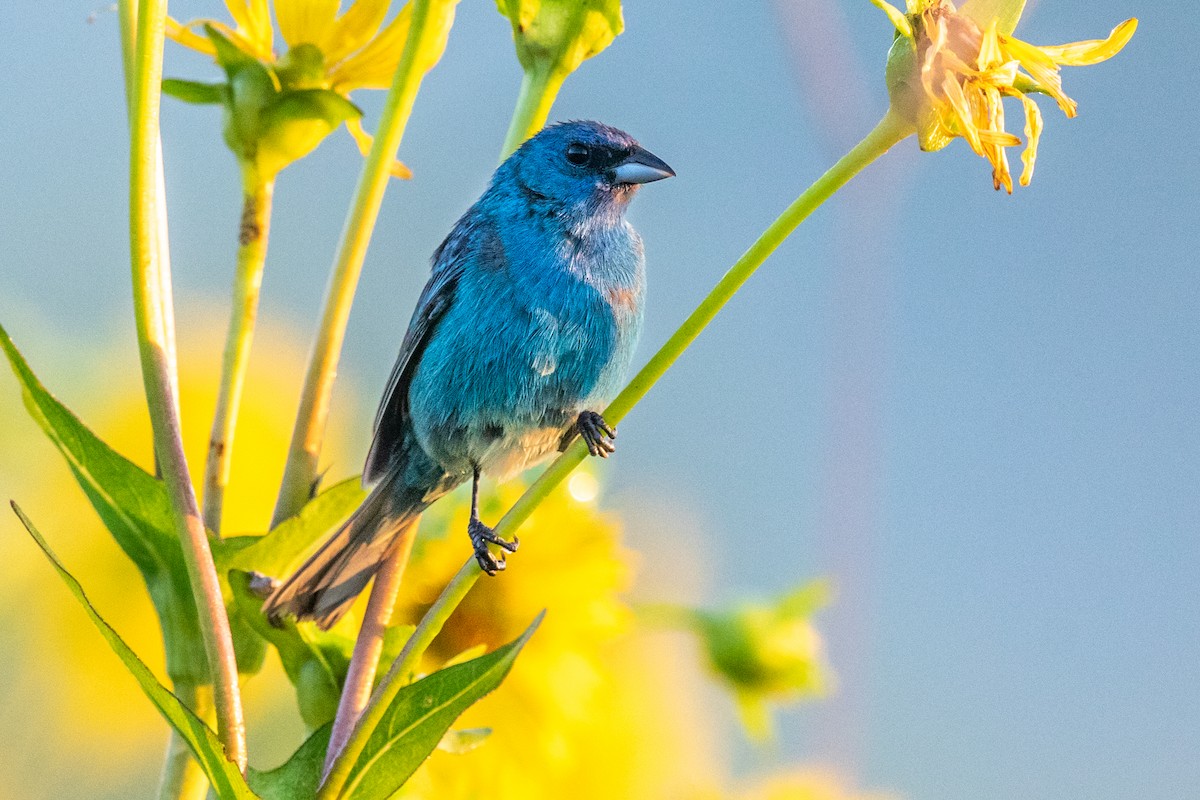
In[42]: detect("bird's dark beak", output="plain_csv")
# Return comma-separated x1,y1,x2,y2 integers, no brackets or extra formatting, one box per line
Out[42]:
610,146,675,185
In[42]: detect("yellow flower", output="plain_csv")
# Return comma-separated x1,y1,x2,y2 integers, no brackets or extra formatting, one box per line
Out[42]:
166,0,453,177
169,0,416,92
388,476,722,799
875,0,1136,191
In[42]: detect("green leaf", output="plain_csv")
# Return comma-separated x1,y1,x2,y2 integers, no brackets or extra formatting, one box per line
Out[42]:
204,23,260,73
163,78,228,104
216,479,375,727
219,477,366,579
10,504,258,800
248,725,330,800
255,89,362,179
342,613,543,799
496,0,623,75
0,322,208,683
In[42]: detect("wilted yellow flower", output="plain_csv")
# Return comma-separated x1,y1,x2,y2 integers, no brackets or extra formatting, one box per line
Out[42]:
875,0,1136,191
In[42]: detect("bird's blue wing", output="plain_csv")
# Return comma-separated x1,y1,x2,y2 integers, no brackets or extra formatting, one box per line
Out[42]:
362,217,479,485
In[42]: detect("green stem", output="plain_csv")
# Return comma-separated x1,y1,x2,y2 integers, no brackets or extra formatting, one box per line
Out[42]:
272,0,457,527
120,0,181,452
317,110,913,800
155,684,214,800
322,529,416,778
499,65,566,160
123,0,247,771
204,170,275,533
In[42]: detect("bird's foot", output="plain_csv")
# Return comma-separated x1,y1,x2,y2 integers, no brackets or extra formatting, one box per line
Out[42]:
468,518,519,576
573,410,617,457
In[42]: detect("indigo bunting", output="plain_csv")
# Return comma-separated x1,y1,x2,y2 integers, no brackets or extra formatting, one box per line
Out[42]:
265,121,673,627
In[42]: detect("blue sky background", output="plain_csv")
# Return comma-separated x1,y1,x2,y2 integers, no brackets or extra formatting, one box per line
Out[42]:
2,1,1198,798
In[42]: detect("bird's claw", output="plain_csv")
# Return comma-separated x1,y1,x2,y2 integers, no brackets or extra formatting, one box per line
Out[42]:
576,410,617,458
468,518,519,576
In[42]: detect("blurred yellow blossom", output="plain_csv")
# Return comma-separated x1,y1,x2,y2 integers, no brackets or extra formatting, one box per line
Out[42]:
388,477,722,799
690,770,897,800
876,0,1136,191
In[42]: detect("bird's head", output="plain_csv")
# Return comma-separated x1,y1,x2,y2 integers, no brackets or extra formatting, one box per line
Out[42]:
501,120,674,216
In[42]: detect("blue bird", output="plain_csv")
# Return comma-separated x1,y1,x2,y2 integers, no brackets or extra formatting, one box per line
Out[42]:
264,121,674,628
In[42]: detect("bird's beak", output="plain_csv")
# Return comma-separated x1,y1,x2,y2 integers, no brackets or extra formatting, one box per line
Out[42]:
610,146,675,185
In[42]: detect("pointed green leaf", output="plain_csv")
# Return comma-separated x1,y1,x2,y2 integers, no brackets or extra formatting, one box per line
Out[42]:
248,725,331,800
219,477,366,579
11,504,258,800
204,23,259,72
0,322,208,683
255,89,362,178
163,78,228,104
342,613,543,799
0,322,267,680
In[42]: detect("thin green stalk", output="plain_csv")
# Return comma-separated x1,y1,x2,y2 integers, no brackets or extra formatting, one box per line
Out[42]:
120,0,181,433
205,170,275,533
272,0,457,526
322,530,416,778
124,0,247,771
155,684,214,800
499,65,566,160
317,110,914,800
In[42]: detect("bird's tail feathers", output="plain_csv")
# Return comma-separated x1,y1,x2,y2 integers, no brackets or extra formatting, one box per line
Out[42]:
263,475,421,630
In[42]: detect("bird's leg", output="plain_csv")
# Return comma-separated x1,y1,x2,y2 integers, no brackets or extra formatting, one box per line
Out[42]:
467,465,519,576
560,410,617,457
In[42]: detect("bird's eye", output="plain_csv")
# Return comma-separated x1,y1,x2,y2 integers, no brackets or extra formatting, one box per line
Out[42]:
565,143,591,166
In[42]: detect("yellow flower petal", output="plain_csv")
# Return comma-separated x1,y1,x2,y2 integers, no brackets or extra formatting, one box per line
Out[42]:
345,117,414,179
1001,34,1077,116
940,72,983,153
983,84,1013,192
224,0,275,58
275,0,341,48
1016,91,1043,186
168,18,264,62
323,0,392,63
327,2,413,90
165,17,217,56
1037,18,1138,66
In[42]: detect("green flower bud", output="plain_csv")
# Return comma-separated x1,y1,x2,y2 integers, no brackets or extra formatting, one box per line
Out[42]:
495,0,623,79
